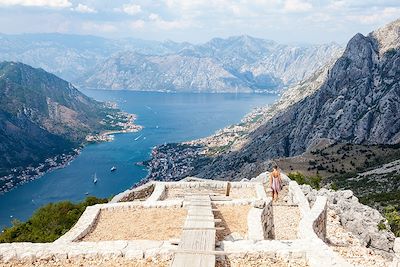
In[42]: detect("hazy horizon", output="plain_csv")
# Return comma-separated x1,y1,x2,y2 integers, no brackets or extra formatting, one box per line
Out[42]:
0,1,399,45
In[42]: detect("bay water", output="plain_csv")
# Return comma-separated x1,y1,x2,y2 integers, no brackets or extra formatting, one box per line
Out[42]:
0,90,278,228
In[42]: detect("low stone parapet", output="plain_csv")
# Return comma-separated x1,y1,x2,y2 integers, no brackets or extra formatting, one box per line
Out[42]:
288,181,311,213
147,182,167,202
55,199,183,243
111,182,155,203
0,240,175,263
247,198,274,240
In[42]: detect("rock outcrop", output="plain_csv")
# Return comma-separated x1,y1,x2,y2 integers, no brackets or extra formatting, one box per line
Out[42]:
301,185,395,254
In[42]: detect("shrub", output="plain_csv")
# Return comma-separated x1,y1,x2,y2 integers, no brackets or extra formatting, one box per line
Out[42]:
330,183,338,191
377,220,387,231
288,172,322,190
384,205,400,237
0,196,107,243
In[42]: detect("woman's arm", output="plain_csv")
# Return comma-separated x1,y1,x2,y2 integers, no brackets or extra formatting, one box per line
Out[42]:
278,170,282,183
269,173,273,187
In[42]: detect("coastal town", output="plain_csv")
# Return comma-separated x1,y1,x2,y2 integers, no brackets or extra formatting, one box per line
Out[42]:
0,110,141,195
0,149,80,194
142,105,275,183
86,112,142,143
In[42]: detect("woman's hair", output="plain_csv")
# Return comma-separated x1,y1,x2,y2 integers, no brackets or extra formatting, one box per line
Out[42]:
273,165,278,170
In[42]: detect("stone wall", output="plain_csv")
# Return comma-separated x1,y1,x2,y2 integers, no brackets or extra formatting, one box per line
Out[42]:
288,181,310,213
0,240,176,263
110,182,155,203
55,199,183,244
312,198,327,241
147,183,166,201
247,198,274,240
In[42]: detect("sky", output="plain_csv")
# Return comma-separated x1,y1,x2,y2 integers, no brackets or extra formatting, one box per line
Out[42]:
0,0,399,44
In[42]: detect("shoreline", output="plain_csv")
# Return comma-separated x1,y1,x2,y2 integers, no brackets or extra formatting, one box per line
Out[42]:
0,149,81,195
136,105,276,186
0,112,142,195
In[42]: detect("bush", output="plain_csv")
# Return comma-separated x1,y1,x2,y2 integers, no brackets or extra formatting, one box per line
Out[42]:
0,196,107,243
330,183,338,191
384,205,400,237
377,220,387,231
288,172,322,190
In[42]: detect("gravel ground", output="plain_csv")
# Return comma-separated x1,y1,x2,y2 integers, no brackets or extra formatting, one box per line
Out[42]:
162,188,225,199
214,205,251,241
81,207,186,241
326,209,393,267
216,254,309,267
227,187,256,199
1,258,170,267
273,205,300,240
162,187,255,200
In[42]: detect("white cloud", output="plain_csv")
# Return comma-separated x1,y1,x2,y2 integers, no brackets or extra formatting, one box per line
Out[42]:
283,0,312,12
72,3,96,13
148,13,190,30
82,22,117,33
130,19,144,29
0,0,71,8
346,7,400,25
121,3,141,15
148,13,159,21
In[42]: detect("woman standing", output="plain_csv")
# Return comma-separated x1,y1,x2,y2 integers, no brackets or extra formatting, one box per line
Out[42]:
269,165,282,201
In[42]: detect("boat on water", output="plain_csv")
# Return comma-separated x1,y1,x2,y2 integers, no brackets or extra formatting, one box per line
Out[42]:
93,173,98,184
134,134,142,141
110,166,117,172
85,192,89,195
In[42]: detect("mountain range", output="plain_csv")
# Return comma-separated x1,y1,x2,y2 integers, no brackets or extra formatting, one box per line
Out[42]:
0,33,343,93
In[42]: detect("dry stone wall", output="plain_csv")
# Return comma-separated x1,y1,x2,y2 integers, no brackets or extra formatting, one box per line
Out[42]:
110,182,155,203
247,198,274,240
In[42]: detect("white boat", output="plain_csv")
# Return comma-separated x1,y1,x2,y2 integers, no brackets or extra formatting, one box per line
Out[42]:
134,134,142,141
110,166,117,172
93,173,98,184
85,192,89,195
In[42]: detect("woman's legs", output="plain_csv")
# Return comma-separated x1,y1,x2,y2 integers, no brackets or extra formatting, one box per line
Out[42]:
271,191,278,201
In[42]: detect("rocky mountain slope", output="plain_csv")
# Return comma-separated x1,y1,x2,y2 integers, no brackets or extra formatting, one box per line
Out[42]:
0,33,343,93
187,18,400,179
80,52,252,92
80,36,342,92
143,19,400,184
0,61,127,187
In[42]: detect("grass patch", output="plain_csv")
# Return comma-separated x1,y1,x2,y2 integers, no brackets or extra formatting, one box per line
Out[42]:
0,196,108,243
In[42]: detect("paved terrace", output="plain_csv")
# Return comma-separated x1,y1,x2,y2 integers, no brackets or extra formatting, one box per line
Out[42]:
1,173,398,266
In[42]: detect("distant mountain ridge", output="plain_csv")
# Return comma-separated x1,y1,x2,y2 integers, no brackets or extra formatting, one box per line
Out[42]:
0,33,343,93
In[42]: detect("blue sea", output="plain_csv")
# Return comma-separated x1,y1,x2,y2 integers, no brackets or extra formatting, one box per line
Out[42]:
0,90,278,228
